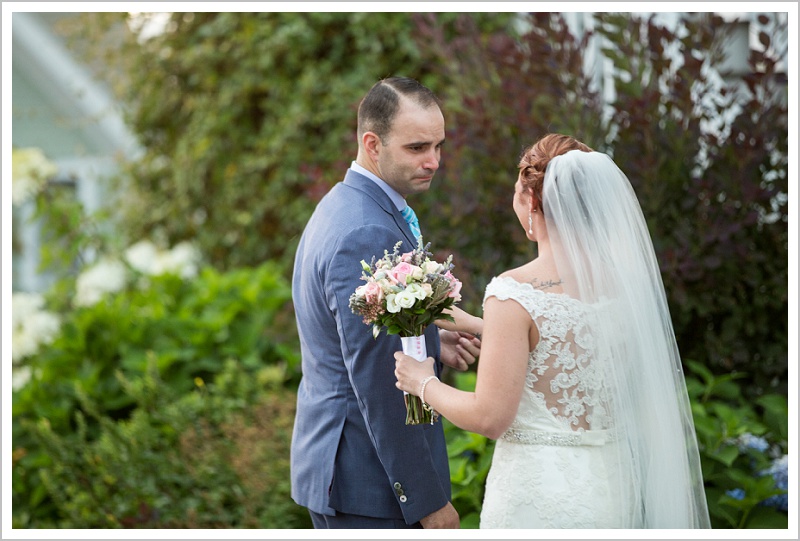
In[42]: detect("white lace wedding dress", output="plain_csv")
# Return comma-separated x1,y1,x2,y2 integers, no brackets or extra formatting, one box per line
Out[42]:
479,276,630,529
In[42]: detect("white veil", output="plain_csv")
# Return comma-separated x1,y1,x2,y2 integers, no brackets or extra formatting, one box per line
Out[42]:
543,150,710,528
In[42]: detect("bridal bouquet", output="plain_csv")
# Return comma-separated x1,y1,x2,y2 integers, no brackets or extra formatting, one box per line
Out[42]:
349,240,462,424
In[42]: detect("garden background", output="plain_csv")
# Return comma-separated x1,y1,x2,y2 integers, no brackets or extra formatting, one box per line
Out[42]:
9,11,791,530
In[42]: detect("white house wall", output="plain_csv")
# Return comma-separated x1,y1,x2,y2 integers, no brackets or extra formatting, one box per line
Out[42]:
12,12,139,293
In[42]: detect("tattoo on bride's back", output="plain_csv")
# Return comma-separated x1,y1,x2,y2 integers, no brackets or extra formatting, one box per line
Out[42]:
530,278,563,291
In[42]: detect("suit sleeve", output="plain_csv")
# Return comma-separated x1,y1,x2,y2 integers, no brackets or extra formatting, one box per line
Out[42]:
325,224,450,524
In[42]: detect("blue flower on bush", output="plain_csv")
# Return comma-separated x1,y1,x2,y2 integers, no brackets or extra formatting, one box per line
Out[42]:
761,455,788,512
735,432,770,453
726,488,746,500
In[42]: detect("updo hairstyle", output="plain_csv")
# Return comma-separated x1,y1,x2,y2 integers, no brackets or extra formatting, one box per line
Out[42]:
518,133,593,213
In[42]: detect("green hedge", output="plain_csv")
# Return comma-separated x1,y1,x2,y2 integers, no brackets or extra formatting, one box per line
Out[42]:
12,263,305,528
22,360,309,529
12,264,787,528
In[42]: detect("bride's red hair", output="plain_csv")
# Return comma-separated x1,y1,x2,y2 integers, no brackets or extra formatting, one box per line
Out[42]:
518,134,593,212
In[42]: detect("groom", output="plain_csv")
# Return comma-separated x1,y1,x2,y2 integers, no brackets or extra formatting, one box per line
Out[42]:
290,77,480,528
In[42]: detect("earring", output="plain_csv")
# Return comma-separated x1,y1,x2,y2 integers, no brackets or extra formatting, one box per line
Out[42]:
528,214,533,234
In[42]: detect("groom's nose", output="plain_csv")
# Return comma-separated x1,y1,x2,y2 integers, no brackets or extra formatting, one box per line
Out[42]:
422,148,440,172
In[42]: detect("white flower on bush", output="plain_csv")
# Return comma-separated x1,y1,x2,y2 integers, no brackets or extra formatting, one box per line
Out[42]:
74,258,128,307
12,147,58,205
12,292,60,363
12,366,33,391
124,239,200,278
163,241,200,278
124,240,160,274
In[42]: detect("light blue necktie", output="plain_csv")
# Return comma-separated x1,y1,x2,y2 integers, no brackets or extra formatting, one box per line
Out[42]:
400,205,422,243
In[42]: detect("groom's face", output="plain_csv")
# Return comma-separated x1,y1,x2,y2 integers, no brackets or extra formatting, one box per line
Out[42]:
375,97,445,197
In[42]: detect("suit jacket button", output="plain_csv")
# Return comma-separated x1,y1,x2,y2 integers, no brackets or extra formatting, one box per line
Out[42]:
393,482,402,490
399,495,408,503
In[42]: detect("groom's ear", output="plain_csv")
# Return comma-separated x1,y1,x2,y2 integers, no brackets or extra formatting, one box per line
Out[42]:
362,131,382,159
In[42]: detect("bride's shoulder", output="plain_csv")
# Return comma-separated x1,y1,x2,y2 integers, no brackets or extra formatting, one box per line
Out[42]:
495,260,537,282
484,272,536,301
493,260,562,292
487,271,524,290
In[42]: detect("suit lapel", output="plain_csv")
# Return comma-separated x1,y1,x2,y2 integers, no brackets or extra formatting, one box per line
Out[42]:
343,170,418,247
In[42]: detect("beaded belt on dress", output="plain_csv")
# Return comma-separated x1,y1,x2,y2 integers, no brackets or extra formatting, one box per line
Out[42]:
500,428,611,446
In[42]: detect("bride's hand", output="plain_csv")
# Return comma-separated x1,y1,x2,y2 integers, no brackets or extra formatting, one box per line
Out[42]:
394,353,435,396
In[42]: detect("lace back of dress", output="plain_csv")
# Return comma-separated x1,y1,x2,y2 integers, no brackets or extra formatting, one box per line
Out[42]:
532,297,613,432
486,276,612,433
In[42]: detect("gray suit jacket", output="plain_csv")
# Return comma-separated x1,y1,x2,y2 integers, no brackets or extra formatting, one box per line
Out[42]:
290,168,451,525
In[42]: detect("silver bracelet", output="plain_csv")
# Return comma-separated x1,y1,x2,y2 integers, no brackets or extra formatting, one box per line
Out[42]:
419,375,439,406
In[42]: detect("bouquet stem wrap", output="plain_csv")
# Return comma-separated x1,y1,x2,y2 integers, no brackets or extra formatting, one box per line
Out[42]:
400,335,435,425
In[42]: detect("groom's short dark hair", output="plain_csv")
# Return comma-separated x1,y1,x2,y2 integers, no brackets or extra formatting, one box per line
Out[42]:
357,77,441,143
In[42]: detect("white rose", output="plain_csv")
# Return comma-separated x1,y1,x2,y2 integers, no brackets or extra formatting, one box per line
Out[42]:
423,261,441,274
386,293,400,313
405,283,429,301
394,289,417,310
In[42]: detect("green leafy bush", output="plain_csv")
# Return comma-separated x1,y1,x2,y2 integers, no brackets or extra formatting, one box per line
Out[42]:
685,360,788,529
60,12,515,275
20,358,309,528
594,13,788,392
12,263,301,527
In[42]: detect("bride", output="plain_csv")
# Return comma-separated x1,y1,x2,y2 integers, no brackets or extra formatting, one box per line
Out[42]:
394,133,711,528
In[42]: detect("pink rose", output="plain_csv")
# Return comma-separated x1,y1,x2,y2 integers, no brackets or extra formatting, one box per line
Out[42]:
389,262,422,285
363,281,384,304
445,271,463,300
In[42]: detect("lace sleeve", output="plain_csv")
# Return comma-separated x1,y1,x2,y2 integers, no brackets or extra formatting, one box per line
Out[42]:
483,276,544,319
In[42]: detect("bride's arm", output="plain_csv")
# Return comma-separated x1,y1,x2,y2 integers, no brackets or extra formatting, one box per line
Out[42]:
395,297,532,439
435,305,483,336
